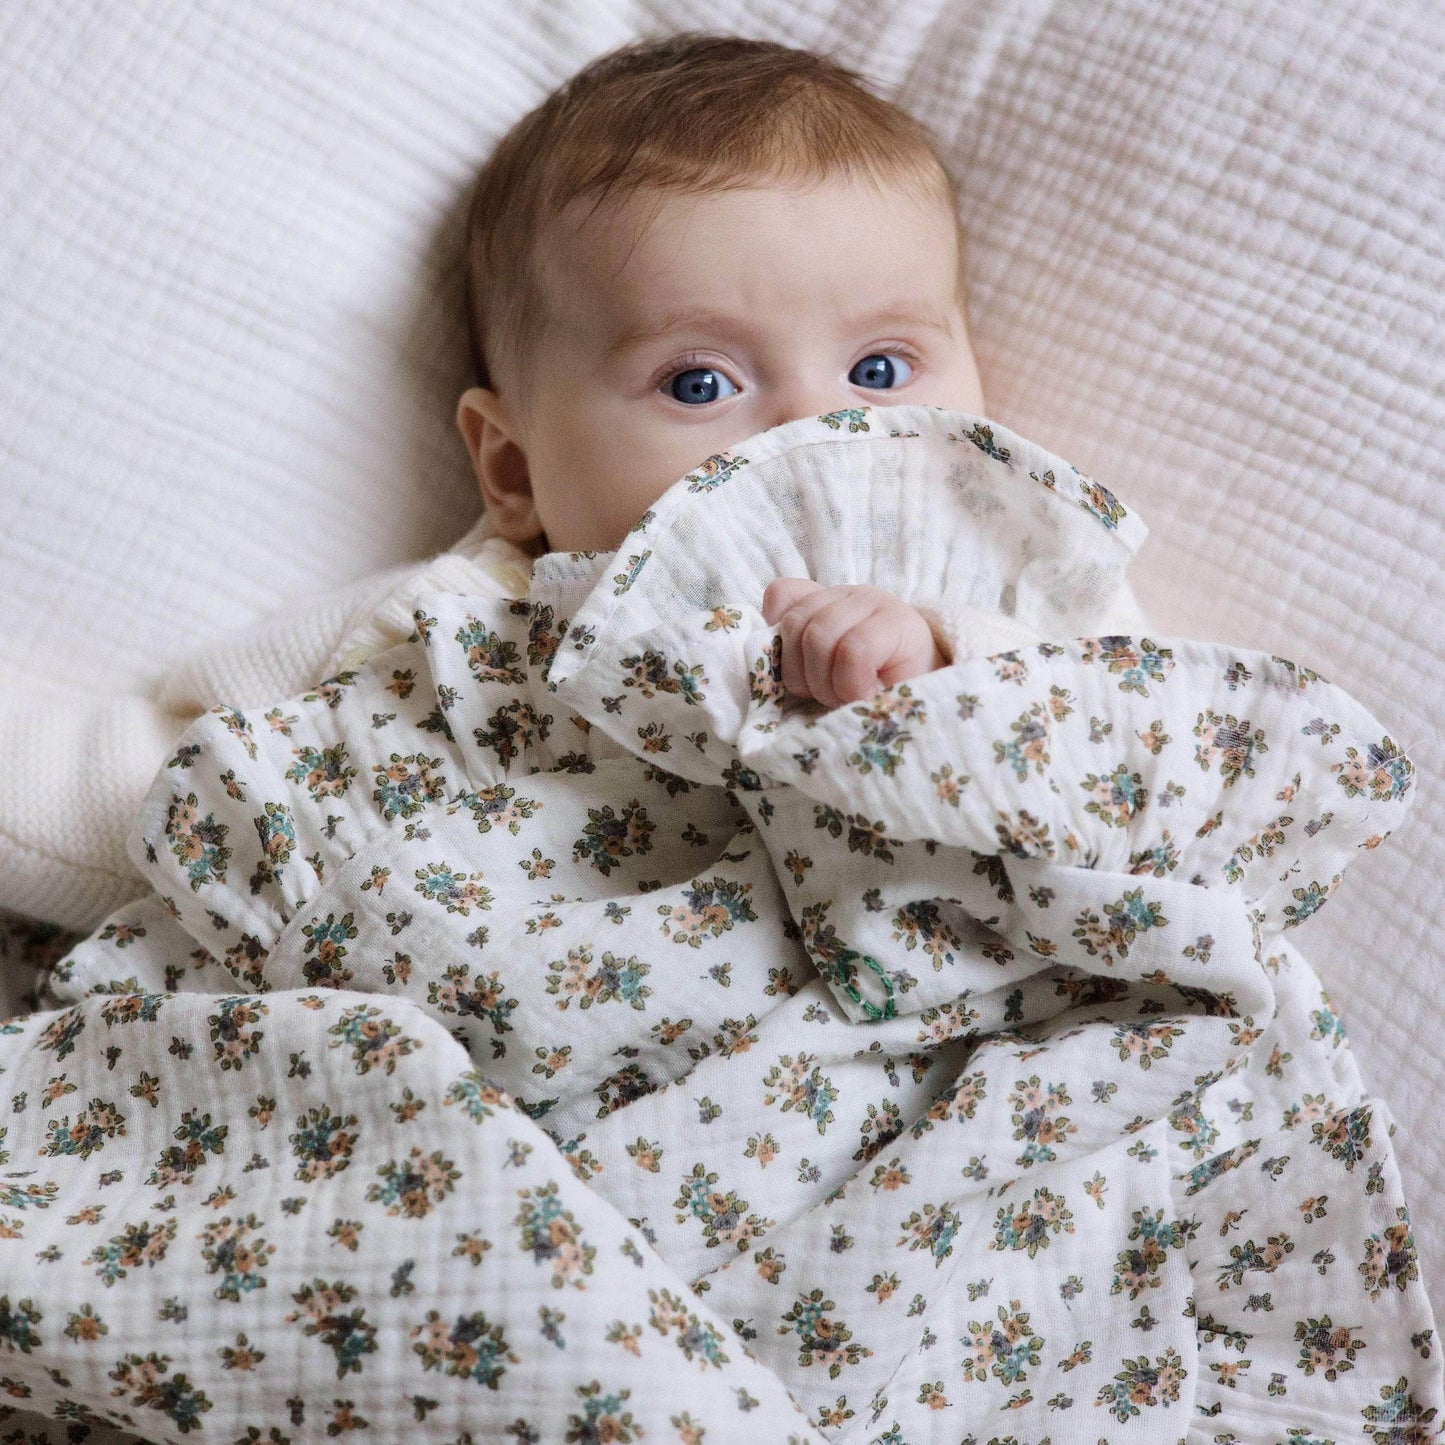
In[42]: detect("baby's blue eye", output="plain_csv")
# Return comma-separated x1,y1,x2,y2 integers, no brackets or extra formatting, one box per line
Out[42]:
666,368,739,405
849,354,913,389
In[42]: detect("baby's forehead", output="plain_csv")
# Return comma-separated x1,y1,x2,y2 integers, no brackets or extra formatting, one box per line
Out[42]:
534,171,963,314
489,170,971,399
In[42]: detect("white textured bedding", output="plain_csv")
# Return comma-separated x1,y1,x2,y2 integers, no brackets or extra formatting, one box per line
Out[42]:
0,0,1441,1343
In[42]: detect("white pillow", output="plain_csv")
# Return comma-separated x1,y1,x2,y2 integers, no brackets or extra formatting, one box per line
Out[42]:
1,0,1440,1284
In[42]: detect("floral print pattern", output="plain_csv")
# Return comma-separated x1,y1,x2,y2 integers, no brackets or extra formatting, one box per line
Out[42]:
0,406,1434,1445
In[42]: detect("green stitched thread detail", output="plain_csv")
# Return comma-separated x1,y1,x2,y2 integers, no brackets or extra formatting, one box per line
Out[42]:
839,950,896,1021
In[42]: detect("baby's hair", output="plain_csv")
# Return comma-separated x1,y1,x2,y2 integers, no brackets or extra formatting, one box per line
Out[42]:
464,32,963,399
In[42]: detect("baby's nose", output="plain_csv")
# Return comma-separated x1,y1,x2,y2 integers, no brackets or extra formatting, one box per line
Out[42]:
765,384,846,432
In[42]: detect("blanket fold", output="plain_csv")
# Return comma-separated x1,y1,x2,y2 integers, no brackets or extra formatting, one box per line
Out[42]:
10,406,1438,1444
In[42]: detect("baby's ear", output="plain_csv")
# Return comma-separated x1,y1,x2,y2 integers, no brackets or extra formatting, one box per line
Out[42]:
455,387,543,545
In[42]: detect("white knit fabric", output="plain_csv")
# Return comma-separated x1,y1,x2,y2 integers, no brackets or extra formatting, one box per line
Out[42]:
916,590,1152,665
0,524,520,931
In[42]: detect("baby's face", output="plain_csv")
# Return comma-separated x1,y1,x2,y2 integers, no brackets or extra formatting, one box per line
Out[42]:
469,173,985,554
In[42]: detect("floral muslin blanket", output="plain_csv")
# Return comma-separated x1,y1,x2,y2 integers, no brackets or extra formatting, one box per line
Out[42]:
4,406,1438,1445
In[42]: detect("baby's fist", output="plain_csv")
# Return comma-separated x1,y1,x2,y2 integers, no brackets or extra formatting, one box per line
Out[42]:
761,579,945,709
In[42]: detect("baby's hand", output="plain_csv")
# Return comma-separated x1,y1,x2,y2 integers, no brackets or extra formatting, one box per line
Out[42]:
761,579,945,709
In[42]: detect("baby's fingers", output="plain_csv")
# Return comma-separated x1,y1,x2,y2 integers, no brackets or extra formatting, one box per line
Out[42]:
828,613,901,705
796,593,886,706
761,576,822,625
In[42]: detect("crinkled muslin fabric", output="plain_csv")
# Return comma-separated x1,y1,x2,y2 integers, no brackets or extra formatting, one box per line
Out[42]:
6,409,1438,1443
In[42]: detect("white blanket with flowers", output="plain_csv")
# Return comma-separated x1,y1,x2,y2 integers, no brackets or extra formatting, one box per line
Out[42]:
5,407,1439,1444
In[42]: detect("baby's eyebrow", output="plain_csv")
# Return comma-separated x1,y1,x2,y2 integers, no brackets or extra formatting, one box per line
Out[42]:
605,309,742,358
606,306,953,358
854,308,956,340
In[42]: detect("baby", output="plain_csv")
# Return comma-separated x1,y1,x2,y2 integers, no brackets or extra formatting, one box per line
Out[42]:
455,32,986,710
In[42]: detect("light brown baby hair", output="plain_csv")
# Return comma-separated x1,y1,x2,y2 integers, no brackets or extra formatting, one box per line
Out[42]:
464,32,964,402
